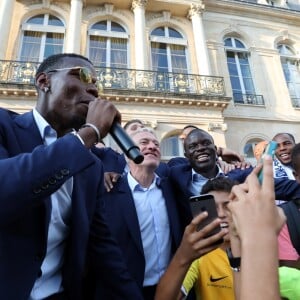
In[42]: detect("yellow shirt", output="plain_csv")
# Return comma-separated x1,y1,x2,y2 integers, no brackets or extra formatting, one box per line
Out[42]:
182,248,234,300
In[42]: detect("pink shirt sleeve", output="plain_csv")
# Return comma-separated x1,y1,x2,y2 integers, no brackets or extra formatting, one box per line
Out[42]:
278,224,300,260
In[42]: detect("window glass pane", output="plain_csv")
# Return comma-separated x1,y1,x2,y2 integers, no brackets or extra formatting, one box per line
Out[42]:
244,78,255,93
224,38,232,47
228,62,239,76
234,39,245,48
160,136,181,156
226,51,236,62
237,52,249,64
27,15,44,25
20,31,42,61
48,15,64,26
151,42,168,72
233,92,243,103
282,62,290,81
243,143,254,158
91,21,107,31
151,27,165,37
44,32,64,59
111,38,127,68
168,28,182,38
230,76,242,92
89,36,107,67
111,21,125,33
170,44,187,73
240,64,251,77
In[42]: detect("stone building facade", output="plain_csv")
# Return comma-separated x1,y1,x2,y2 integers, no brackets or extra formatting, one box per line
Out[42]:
1,0,300,162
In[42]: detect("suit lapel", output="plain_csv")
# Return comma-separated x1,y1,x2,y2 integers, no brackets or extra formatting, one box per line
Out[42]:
159,178,182,248
117,177,144,254
14,111,44,152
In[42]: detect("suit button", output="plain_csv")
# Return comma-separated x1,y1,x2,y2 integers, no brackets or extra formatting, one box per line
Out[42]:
48,177,57,185
55,173,63,180
41,183,49,190
61,169,69,176
33,187,42,194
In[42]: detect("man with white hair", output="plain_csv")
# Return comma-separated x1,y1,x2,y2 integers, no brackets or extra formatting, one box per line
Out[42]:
99,127,183,300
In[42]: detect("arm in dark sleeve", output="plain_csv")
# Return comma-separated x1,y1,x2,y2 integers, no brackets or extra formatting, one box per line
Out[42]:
0,134,95,226
274,178,300,201
87,193,143,299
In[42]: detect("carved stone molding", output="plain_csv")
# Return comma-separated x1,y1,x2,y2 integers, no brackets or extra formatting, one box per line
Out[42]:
132,0,148,10
188,2,205,19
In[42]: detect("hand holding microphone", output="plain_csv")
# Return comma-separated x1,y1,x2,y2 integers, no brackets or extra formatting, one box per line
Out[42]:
82,98,144,164
109,122,144,164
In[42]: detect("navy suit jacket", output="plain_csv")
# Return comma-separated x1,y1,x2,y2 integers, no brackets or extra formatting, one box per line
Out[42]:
101,174,183,292
0,109,142,300
169,163,300,227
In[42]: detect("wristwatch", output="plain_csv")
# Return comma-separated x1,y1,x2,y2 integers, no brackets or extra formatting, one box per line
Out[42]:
226,247,241,272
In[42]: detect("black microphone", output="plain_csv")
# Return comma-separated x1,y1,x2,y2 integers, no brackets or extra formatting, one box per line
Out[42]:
109,122,144,164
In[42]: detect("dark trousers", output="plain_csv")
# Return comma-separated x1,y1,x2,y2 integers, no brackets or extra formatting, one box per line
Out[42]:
43,292,66,300
142,284,157,300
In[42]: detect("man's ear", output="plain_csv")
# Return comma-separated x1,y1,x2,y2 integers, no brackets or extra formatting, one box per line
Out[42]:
35,72,49,91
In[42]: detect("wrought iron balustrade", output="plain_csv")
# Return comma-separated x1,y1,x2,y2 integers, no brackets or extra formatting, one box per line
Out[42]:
291,98,300,108
0,60,226,98
233,92,265,105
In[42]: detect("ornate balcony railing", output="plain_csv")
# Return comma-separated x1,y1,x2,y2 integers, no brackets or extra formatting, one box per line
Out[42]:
233,92,265,106
0,60,226,98
291,98,300,108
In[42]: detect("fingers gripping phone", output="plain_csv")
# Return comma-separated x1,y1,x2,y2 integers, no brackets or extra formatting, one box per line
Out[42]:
189,194,222,241
257,141,277,184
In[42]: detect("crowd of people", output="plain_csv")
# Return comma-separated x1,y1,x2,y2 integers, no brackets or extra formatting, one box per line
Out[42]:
1,53,299,300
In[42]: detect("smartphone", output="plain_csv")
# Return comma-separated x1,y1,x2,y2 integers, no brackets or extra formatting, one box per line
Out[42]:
257,141,277,184
189,194,222,244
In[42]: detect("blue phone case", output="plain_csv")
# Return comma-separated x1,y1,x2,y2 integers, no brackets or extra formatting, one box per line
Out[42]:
257,141,277,184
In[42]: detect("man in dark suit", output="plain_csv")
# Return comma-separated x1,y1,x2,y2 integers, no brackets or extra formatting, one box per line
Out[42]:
0,53,142,300
170,128,300,227
101,128,183,300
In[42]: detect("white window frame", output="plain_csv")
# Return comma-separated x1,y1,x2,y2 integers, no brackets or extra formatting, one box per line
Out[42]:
19,14,65,62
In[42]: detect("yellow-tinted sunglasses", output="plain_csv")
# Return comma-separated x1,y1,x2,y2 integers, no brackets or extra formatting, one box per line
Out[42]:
47,66,103,92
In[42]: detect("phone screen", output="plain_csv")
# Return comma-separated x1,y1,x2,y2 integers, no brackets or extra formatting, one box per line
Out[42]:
257,141,277,184
189,194,221,237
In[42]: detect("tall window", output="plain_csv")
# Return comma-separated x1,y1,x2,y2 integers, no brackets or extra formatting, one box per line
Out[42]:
20,14,65,62
150,26,188,74
150,26,188,92
224,37,255,103
278,44,300,105
88,20,128,68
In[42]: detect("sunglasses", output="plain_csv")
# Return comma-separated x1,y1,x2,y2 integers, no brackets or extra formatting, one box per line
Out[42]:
47,66,103,93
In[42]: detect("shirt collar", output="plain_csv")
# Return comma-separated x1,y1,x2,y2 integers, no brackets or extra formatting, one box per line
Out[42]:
192,165,224,181
33,108,57,145
127,172,161,192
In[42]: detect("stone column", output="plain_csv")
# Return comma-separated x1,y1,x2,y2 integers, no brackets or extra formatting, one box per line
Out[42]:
132,0,148,70
188,2,211,75
65,0,82,53
0,0,15,59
